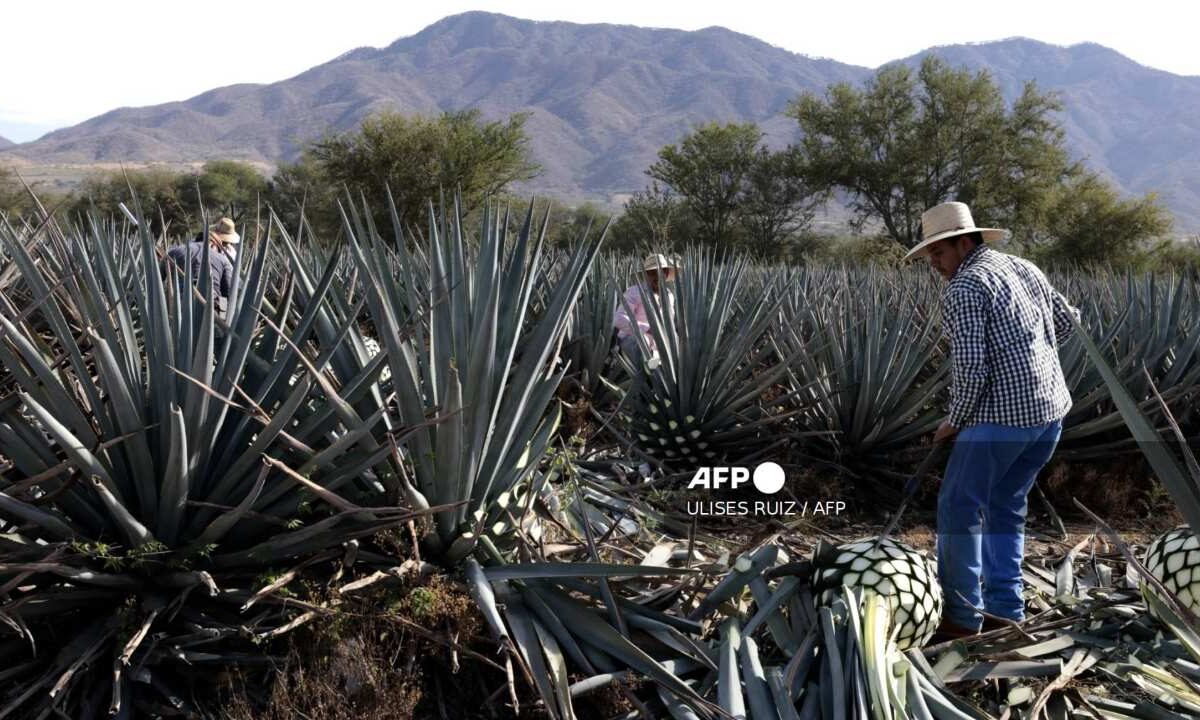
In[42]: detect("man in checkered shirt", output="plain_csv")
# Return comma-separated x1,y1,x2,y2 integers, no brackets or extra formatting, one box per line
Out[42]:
905,202,1081,642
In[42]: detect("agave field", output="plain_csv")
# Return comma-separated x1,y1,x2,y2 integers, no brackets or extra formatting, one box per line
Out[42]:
1,196,1200,719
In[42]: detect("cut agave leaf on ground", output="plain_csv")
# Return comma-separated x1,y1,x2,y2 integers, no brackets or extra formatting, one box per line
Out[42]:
483,562,696,581
718,618,747,720
690,544,779,620
504,598,568,720
941,660,1064,682
738,636,775,720
531,586,720,719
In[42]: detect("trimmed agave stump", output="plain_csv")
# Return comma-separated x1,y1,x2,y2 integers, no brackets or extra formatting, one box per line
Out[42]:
811,536,942,650
1143,525,1200,621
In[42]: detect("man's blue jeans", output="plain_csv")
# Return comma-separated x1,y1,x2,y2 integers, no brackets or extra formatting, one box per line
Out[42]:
937,420,1062,629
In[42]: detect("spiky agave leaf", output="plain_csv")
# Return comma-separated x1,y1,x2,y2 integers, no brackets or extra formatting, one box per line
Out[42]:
345,195,605,561
1066,300,1200,538
778,266,948,471
561,253,631,404
0,201,422,717
1056,270,1200,458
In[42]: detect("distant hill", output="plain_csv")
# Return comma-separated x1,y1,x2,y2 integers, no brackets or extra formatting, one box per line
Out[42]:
1,12,865,205
897,39,1200,231
0,135,13,150
4,12,1200,228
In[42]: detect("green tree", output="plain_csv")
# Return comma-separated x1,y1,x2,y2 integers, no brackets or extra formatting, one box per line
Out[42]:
644,123,824,252
67,163,270,240
269,153,340,241
302,108,540,231
1033,172,1172,265
71,167,191,236
1152,235,1200,274
647,122,762,245
740,148,827,259
608,182,696,253
0,165,26,217
545,200,611,248
789,56,1078,249
189,160,269,222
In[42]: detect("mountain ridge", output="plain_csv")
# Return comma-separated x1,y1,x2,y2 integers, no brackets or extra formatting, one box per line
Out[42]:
3,12,1198,228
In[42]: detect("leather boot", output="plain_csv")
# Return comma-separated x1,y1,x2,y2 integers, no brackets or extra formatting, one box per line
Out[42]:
928,618,979,645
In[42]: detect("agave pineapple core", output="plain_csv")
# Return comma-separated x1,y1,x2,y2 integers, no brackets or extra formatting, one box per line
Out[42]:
811,537,942,649
360,334,391,381
1143,526,1200,619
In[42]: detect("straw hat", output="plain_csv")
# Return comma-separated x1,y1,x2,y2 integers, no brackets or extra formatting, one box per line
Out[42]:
209,217,240,245
642,253,681,273
903,202,1004,262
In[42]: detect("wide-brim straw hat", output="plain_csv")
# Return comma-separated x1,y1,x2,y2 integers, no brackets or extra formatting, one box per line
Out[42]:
903,202,1004,261
642,253,681,273
210,217,241,245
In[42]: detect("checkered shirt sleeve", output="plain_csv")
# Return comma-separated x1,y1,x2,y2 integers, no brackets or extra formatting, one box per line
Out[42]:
943,247,1079,428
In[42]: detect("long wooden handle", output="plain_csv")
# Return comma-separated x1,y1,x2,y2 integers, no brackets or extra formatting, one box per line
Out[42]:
872,440,948,550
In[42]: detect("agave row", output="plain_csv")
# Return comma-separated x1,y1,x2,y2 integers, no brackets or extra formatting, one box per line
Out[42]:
607,261,1200,477
0,194,602,717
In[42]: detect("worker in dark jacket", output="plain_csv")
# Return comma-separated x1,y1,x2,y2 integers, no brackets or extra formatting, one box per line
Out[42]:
165,217,238,314
907,202,1080,643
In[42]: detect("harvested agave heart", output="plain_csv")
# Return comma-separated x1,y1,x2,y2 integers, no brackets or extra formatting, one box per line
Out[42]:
1143,525,1200,622
811,536,942,650
360,334,391,381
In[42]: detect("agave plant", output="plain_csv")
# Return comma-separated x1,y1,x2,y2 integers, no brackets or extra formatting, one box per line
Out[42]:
343,196,604,563
778,267,949,475
559,254,632,409
615,250,798,469
1067,298,1200,618
1056,270,1200,457
0,199,431,717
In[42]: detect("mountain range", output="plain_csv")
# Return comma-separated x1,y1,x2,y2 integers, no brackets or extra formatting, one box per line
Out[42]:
0,136,13,150
3,12,1199,229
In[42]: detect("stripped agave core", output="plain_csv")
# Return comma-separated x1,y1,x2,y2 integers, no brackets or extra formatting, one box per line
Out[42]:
1142,526,1200,620
361,334,391,381
811,537,942,650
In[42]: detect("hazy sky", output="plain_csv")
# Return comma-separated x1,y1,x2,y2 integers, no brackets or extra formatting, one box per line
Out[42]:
3,0,1195,142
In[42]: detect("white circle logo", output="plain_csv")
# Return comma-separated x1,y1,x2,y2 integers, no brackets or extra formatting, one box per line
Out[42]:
752,462,785,494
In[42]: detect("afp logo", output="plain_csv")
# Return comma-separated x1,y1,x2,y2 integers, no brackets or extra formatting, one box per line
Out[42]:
687,462,786,494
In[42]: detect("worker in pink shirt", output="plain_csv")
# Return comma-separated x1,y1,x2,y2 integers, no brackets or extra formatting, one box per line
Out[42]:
614,253,680,368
